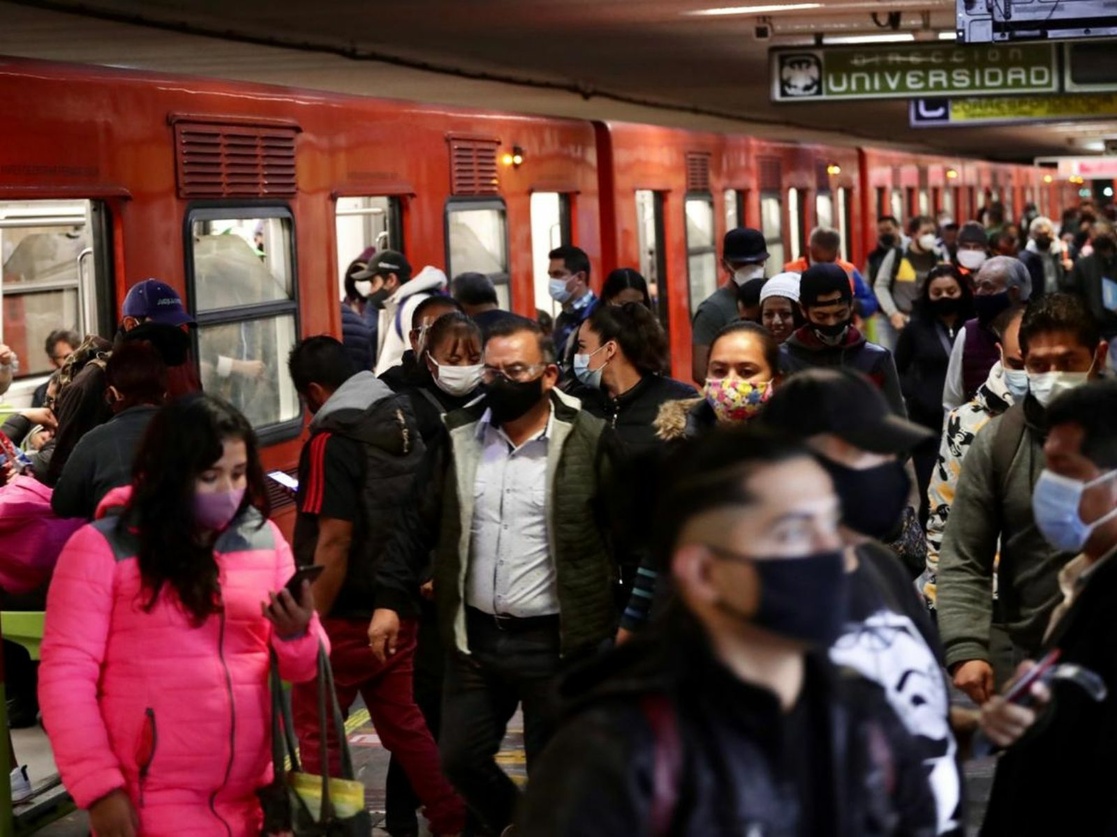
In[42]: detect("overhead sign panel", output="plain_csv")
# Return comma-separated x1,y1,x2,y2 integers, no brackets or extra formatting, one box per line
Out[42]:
909,93,1117,128
771,43,1058,102
1057,158,1117,179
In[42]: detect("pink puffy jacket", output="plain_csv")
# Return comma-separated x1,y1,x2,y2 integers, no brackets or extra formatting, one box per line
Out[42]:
39,501,327,837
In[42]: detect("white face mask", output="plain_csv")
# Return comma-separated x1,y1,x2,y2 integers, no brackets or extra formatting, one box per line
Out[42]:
354,280,373,298
956,249,988,271
1027,364,1093,408
917,233,937,252
1033,468,1117,553
1001,367,1030,402
732,264,765,286
430,357,483,397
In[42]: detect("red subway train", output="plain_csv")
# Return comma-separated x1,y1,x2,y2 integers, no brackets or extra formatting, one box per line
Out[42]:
0,55,1077,531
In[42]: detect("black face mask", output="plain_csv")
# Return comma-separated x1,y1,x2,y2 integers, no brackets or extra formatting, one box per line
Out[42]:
485,376,545,424
1034,236,1053,252
974,291,1011,326
812,320,850,347
928,296,963,319
819,457,910,541
879,233,897,248
365,287,392,310
712,547,849,648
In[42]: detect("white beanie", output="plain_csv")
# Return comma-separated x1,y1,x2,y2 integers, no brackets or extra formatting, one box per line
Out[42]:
759,272,801,305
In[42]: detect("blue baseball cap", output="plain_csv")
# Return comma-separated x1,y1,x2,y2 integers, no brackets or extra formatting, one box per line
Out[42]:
121,279,195,327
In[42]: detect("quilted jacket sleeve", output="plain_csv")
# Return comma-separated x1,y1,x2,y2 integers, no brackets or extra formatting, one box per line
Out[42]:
38,524,127,809
269,524,328,684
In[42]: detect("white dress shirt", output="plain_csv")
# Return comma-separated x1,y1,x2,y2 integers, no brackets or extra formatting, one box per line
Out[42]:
465,407,560,618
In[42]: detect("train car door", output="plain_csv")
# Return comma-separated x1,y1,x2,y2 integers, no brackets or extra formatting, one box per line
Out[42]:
445,199,511,310
530,192,571,319
636,190,668,331
684,192,717,316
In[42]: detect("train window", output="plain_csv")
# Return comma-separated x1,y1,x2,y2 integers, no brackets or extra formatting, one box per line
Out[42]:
918,189,930,216
531,193,571,317
187,208,301,437
760,193,784,269
725,189,742,231
335,196,403,298
816,192,833,231
446,200,510,309
684,195,717,316
787,188,802,261
942,188,955,219
891,189,904,224
0,200,105,392
636,190,668,331
836,187,851,262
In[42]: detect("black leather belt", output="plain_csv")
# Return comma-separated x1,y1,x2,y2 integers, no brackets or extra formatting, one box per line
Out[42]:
465,605,560,633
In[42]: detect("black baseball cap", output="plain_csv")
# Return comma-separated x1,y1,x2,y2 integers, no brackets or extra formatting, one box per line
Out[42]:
723,228,769,265
799,262,852,307
761,368,934,454
353,250,412,282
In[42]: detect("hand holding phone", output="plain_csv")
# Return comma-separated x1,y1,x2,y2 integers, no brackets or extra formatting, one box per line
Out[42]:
1004,649,1061,706
284,564,325,599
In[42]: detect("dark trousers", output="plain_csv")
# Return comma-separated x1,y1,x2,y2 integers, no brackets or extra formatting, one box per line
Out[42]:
438,608,564,833
384,602,446,835
292,617,465,836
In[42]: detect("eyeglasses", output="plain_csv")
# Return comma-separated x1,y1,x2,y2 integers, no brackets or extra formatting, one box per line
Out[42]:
481,363,548,384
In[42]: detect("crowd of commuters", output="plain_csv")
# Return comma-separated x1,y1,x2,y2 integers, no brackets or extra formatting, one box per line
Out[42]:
0,197,1115,836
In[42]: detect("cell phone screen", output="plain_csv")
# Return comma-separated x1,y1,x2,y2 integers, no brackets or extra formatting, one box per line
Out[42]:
1004,648,1061,704
268,470,299,491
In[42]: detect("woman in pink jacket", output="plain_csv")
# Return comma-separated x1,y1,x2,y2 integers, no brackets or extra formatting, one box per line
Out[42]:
40,394,326,836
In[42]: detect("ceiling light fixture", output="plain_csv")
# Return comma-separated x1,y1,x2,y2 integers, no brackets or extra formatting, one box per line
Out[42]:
946,168,959,179
825,33,915,45
938,31,958,40
826,163,841,176
1043,174,1054,183
686,3,820,16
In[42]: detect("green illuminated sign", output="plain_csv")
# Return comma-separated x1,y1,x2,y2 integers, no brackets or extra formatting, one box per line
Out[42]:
771,43,1059,102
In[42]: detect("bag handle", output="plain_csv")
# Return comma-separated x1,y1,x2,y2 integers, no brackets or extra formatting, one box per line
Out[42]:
314,642,358,822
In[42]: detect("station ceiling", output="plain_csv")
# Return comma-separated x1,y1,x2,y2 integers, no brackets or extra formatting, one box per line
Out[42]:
1,0,1113,163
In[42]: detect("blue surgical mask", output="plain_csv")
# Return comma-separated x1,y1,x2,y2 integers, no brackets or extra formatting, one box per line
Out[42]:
573,344,610,389
1033,468,1117,553
548,277,573,304
1002,366,1029,402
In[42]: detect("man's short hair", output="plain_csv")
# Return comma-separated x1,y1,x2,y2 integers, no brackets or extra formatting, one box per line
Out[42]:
287,335,357,394
1029,216,1054,236
484,314,556,364
548,245,591,282
1019,293,1101,356
44,329,80,357
451,272,499,307
809,227,841,253
411,295,461,331
877,215,900,227
1047,380,1117,470
907,215,933,235
990,303,1026,342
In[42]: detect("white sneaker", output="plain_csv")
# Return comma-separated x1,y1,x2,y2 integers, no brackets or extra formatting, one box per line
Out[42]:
10,765,31,804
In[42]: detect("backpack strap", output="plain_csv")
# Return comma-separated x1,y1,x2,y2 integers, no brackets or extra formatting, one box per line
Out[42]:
991,401,1027,502
641,693,682,837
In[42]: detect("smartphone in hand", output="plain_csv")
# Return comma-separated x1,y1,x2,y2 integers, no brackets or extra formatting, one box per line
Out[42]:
284,565,325,599
1004,649,1061,706
268,471,299,493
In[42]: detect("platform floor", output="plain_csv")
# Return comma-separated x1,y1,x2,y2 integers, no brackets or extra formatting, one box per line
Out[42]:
15,704,993,835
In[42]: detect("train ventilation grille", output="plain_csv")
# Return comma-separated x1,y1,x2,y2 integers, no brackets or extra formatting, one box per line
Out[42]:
758,157,782,193
449,138,500,196
686,153,711,193
174,122,298,199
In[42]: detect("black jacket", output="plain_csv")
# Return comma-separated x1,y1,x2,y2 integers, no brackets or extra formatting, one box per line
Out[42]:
341,300,376,372
51,405,159,520
518,609,938,837
982,549,1117,836
1068,252,1117,338
894,308,962,429
575,374,698,454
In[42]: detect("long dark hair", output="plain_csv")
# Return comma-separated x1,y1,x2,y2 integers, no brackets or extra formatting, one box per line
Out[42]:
918,264,973,322
601,267,652,308
124,394,270,625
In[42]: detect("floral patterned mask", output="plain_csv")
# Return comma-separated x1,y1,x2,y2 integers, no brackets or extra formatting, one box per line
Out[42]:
703,378,772,423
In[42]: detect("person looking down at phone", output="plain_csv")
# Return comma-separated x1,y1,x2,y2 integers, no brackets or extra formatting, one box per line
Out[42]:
979,379,1117,836
39,394,325,837
286,336,465,837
